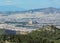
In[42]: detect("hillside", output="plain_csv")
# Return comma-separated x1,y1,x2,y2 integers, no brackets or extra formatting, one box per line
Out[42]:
0,25,60,43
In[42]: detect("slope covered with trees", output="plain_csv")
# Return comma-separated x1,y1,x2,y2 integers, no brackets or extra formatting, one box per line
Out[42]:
0,25,60,43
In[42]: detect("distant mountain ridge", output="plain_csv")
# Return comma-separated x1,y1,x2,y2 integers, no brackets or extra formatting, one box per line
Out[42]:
26,7,60,14
0,7,60,14
0,5,25,11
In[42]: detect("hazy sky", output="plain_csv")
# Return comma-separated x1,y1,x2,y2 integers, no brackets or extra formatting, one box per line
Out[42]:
0,0,60,10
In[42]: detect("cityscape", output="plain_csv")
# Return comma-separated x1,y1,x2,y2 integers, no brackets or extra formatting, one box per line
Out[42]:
0,0,60,43
0,8,60,35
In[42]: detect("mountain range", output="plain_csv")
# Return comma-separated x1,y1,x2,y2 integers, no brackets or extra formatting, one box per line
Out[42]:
0,5,25,11
0,5,60,14
26,7,60,14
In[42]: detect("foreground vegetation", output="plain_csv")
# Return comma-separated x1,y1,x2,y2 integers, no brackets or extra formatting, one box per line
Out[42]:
0,25,60,43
